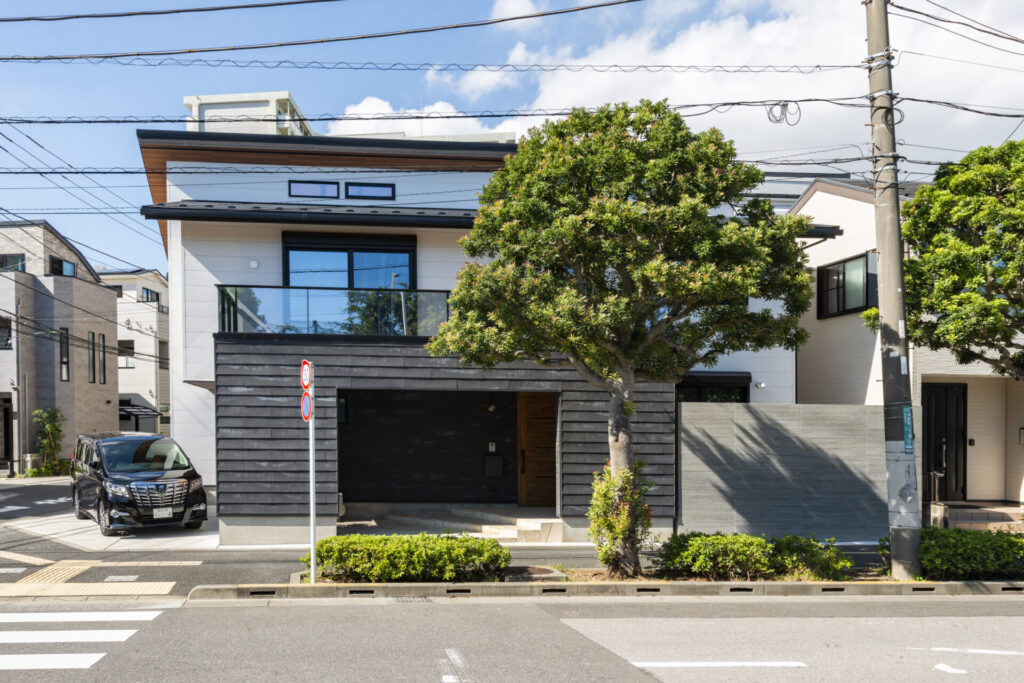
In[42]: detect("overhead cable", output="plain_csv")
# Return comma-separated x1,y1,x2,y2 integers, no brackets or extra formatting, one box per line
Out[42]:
0,0,642,61
0,55,864,73
890,2,1024,46
0,0,345,23
890,10,1024,57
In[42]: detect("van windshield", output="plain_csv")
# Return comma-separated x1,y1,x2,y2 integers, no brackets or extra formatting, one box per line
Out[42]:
99,438,191,473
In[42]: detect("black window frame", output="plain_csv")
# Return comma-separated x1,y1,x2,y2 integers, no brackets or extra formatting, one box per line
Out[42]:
140,287,160,303
0,317,11,349
110,285,123,298
158,340,169,370
49,255,76,278
816,251,878,319
282,232,416,290
344,181,396,201
88,332,96,383
288,180,340,199
99,333,106,384
0,253,25,272
676,371,751,403
59,327,70,381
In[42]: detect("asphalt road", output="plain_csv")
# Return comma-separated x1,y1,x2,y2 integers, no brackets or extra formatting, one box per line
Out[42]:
0,483,72,520
0,596,1023,681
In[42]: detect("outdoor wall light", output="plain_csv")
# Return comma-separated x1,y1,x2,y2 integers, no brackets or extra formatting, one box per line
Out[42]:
487,391,496,412
249,260,259,269
755,382,767,389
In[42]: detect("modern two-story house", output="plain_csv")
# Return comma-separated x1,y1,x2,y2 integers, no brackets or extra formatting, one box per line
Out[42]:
0,220,119,474
794,179,1024,529
97,269,170,435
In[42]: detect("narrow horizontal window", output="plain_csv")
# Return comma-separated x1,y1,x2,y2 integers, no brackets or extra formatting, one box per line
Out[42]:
289,180,339,199
345,182,395,200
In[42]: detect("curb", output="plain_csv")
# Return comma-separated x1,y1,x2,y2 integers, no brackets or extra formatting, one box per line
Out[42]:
187,580,1024,601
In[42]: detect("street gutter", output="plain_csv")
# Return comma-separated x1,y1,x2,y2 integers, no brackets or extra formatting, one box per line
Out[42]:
188,580,1024,601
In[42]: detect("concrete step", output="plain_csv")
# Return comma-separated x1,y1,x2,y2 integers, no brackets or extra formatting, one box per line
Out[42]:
382,515,481,533
450,507,520,525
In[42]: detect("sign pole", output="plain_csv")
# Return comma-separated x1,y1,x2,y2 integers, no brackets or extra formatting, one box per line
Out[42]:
308,364,316,585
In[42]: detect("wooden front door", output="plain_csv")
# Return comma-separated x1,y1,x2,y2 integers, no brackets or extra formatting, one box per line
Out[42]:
517,393,557,507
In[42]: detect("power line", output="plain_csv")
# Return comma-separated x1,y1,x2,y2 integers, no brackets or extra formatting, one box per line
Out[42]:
0,0,641,61
0,55,864,73
890,2,1024,46
0,96,872,125
922,0,1020,42
899,50,1024,75
1,309,165,365
898,96,1024,118
0,0,345,23
889,10,1024,57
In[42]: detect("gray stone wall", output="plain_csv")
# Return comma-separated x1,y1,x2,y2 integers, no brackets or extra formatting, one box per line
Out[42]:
679,403,914,542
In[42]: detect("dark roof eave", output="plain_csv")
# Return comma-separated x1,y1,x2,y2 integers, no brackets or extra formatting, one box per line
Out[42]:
140,202,477,229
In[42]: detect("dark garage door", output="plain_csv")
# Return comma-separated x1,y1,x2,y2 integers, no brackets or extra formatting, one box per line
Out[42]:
338,390,518,503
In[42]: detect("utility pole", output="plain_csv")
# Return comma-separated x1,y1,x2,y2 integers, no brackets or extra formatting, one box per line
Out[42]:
864,0,921,579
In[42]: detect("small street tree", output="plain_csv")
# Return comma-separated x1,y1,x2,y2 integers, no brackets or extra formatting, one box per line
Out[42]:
428,100,812,576
895,141,1024,377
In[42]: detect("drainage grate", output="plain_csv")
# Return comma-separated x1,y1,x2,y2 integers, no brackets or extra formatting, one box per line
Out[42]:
348,589,375,595
636,587,661,594
911,586,935,592
541,587,567,594
821,587,845,592
446,588,472,595
394,597,428,603
1002,586,1024,592
729,587,754,593
248,590,277,597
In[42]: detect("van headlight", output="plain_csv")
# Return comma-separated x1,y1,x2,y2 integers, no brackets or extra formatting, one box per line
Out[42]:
103,481,130,497
189,477,203,492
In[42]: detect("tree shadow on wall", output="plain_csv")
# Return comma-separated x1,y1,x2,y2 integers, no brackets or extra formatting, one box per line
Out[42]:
680,407,888,542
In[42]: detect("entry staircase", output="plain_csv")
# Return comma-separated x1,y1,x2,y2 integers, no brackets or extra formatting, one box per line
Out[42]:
364,505,564,543
937,501,1024,533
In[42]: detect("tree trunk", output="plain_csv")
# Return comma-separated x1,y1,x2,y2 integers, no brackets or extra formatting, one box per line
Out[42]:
608,383,634,475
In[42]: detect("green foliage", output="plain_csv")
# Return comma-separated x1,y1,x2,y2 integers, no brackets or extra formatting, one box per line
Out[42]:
306,534,510,583
656,532,852,581
900,141,1024,377
918,527,1024,581
770,534,852,581
587,463,652,576
878,533,891,571
428,99,812,387
27,409,65,477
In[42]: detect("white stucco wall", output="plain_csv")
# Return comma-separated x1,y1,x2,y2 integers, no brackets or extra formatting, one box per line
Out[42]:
1005,379,1024,503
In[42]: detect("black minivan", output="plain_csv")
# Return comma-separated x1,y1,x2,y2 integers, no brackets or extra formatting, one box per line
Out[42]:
71,433,208,536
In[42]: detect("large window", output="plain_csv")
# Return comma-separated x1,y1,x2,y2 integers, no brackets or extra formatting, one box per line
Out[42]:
141,287,160,303
817,252,878,319
99,334,106,384
59,328,69,381
0,317,11,349
0,253,25,272
158,341,169,370
283,233,414,290
118,339,136,368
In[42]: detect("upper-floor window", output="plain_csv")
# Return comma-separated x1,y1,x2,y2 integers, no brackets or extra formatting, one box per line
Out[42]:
0,253,25,272
289,180,339,199
110,285,123,298
817,252,878,319
88,332,96,383
49,256,76,278
158,340,169,370
283,233,414,290
118,339,136,369
0,317,11,349
59,328,70,381
345,182,395,200
141,287,160,303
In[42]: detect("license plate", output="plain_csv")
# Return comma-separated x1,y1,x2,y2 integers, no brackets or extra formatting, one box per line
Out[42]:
152,507,173,519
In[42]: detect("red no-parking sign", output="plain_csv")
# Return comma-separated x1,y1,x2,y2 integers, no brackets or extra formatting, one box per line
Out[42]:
301,390,313,423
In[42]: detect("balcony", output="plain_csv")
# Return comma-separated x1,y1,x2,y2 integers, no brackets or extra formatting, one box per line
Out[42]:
217,285,449,338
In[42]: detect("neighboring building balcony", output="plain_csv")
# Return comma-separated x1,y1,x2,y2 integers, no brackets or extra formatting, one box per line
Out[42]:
217,285,449,338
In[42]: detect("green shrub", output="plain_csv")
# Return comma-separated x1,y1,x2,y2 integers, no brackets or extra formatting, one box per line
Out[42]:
680,534,774,581
587,463,652,578
27,408,65,477
918,527,1024,581
654,532,710,575
877,533,891,572
306,533,510,583
770,535,852,581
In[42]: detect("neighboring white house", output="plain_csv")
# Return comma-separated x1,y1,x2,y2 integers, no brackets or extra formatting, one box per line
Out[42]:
792,179,1024,508
97,269,170,435
0,220,119,474
183,91,314,136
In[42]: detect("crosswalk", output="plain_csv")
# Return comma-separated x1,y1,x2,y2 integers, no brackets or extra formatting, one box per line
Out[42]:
0,609,164,670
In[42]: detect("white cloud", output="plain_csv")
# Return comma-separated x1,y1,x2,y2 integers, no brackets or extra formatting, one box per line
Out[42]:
490,0,544,33
441,42,539,102
326,96,510,138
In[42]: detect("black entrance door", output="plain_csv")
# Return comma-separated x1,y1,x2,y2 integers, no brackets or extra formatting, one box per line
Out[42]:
922,383,967,502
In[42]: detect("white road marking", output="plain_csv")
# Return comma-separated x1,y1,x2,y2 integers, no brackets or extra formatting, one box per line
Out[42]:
0,550,52,566
104,575,138,582
935,663,968,675
0,653,106,670
0,629,137,643
441,647,470,682
33,497,71,505
0,610,162,623
922,647,1024,657
0,568,26,574
632,661,808,668
0,505,29,513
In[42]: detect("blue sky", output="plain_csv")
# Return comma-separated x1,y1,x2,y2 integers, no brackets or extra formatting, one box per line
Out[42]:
1,0,1022,272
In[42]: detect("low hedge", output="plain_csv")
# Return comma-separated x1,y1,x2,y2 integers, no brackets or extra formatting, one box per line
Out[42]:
307,533,511,583
917,527,1024,581
656,532,852,581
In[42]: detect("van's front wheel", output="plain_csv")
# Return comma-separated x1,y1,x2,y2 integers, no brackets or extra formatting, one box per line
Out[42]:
98,499,117,537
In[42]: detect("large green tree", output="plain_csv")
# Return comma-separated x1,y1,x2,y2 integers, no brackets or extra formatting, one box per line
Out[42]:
899,141,1024,377
428,101,812,573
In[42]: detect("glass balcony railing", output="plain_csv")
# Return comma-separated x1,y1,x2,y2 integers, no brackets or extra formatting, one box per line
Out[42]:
217,285,449,338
